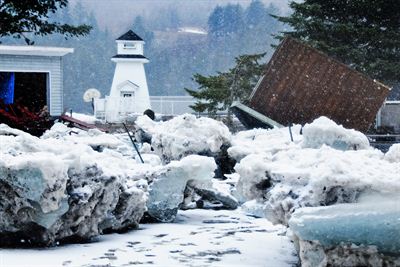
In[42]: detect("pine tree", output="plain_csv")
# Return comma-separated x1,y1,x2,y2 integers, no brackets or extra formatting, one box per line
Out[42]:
0,0,91,44
274,0,400,89
185,53,266,116
132,16,154,48
208,4,244,37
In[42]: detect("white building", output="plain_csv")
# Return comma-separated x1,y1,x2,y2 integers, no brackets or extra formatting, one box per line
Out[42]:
95,30,151,122
0,45,73,116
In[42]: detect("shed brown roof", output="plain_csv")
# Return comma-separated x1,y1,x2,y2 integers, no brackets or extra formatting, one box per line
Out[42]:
248,37,390,132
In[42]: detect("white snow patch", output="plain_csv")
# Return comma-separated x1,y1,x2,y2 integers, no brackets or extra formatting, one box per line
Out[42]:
302,116,370,150
385,143,400,163
0,209,297,267
135,114,231,161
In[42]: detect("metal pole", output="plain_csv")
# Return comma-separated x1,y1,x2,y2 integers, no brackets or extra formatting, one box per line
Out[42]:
288,123,294,142
122,123,144,164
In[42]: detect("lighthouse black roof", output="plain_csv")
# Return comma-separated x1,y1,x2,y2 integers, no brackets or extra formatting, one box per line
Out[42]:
116,30,143,41
112,54,148,60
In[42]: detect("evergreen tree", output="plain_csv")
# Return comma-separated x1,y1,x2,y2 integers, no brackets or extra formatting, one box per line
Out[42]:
0,0,91,44
208,6,225,38
274,0,400,90
185,53,266,116
132,16,154,48
208,4,244,37
245,0,266,29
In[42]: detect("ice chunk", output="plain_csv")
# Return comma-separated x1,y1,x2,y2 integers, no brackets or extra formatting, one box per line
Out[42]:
289,199,400,254
182,179,239,210
302,117,370,150
240,200,266,218
146,155,217,222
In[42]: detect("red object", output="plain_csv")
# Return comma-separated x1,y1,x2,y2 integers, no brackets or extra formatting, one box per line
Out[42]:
59,114,107,132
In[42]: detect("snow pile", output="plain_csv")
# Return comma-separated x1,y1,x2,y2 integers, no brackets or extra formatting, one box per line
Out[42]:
234,117,400,225
145,155,217,222
135,114,231,162
0,123,151,246
228,126,302,161
42,123,133,156
384,143,400,163
289,197,400,266
302,116,370,150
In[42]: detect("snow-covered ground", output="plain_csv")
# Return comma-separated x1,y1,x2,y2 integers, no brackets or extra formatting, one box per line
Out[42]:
0,209,297,267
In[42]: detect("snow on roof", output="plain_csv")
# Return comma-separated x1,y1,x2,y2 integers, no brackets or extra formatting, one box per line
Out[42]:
0,45,73,57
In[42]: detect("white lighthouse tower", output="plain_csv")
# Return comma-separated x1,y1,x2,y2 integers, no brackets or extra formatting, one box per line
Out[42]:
95,30,151,122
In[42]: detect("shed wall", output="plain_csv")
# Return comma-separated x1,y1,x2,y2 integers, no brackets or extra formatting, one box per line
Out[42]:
0,55,63,116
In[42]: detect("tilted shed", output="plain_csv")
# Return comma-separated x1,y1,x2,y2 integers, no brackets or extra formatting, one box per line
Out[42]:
246,37,390,132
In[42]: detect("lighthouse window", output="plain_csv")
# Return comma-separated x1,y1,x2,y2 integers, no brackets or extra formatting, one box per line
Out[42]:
123,93,132,97
124,43,136,49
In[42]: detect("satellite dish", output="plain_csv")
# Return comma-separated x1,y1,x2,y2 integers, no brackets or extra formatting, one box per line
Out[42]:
83,88,101,102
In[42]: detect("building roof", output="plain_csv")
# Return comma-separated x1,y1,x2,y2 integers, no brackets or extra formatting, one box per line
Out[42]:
247,37,390,132
0,45,73,57
112,54,148,59
116,30,143,41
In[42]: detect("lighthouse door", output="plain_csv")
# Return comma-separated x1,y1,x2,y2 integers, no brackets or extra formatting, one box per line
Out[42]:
120,91,136,113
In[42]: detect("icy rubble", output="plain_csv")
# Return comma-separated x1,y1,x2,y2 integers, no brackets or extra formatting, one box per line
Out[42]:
233,117,400,225
289,197,400,267
232,117,400,266
182,177,239,211
289,198,400,254
135,114,232,162
0,124,150,246
145,155,217,222
0,122,225,244
296,240,400,267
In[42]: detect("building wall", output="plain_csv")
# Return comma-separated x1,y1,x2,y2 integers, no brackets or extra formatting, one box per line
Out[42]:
109,60,151,116
0,55,63,116
117,42,144,55
380,102,400,133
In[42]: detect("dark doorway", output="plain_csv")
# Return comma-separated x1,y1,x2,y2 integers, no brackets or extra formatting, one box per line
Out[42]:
0,72,48,112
